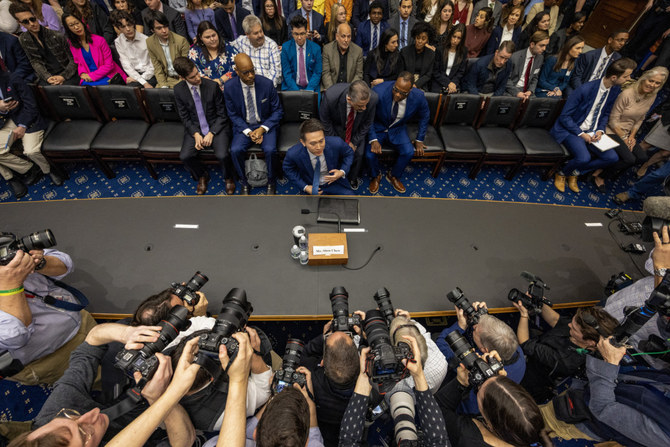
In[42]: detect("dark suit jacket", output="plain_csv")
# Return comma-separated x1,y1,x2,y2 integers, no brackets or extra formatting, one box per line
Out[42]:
281,38,322,92
174,78,228,137
320,82,378,149
18,27,77,83
431,49,467,92
223,75,283,133
0,32,34,81
287,8,325,44
352,0,389,29
463,53,512,96
400,46,435,90
505,48,543,96
550,79,620,144
0,71,47,133
484,25,521,56
354,20,390,56
214,6,249,42
570,47,622,91
283,136,354,191
388,13,417,49
369,80,429,145
142,5,188,39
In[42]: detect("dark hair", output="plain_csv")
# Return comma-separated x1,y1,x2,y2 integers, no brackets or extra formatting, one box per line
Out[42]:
113,0,135,14
526,11,550,35
256,387,310,447
299,118,324,140
111,9,135,28
11,0,44,22
475,6,494,33
530,30,549,45
131,288,174,326
147,10,169,29
411,20,435,42
609,28,629,40
479,376,554,447
260,0,285,38
605,57,636,79
553,34,583,72
8,2,32,19
574,307,619,345
372,27,399,75
169,330,213,392
66,0,93,23
7,429,71,447
174,56,197,77
323,332,359,385
501,4,523,28
569,11,586,28
369,0,383,14
62,13,92,48
441,22,467,66
195,21,225,60
289,13,307,30
498,40,515,54
397,70,413,84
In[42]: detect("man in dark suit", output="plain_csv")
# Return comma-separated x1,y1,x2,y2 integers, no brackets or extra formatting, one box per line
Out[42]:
287,0,324,44
354,1,389,57
388,0,416,51
214,0,249,42
551,58,636,194
173,57,234,195
366,72,429,194
569,29,628,93
0,69,57,198
463,40,514,96
224,53,283,195
281,15,322,93
505,31,548,99
352,0,389,30
320,81,378,189
0,32,34,82
142,0,188,39
321,23,363,91
283,119,354,195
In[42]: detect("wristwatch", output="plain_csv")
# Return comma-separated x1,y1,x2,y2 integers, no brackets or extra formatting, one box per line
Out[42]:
654,268,668,277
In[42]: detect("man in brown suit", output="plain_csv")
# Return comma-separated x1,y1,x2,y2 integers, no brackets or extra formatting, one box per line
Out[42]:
321,23,363,91
145,10,189,88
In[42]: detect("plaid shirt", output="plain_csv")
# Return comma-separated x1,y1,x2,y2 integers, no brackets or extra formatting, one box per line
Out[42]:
231,35,282,87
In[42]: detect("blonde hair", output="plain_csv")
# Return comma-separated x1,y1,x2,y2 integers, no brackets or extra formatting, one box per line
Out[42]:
626,66,669,96
389,316,428,367
327,3,346,42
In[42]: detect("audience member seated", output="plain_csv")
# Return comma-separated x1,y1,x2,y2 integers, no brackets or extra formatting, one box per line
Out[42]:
512,300,617,403
621,0,670,63
320,81,377,188
400,21,435,91
224,53,282,195
570,29,628,93
324,0,351,25
632,99,670,180
230,14,282,87
557,0,596,30
146,10,189,88
428,0,453,49
463,39,513,97
10,2,79,86
113,10,156,88
464,5,492,58
64,0,115,46
12,0,62,33
500,0,524,20
283,118,353,195
281,15,322,93
184,0,215,42
321,23,361,91
363,28,400,86
535,35,583,98
188,21,236,88
214,0,248,42
431,22,466,93
551,58,636,194
416,0,440,22
389,0,416,51
261,0,287,47
451,0,472,25
323,3,346,44
63,14,127,86
142,0,188,39
471,0,501,26
516,10,548,51
173,57,235,196
367,72,429,194
484,2,522,56
352,0,389,30
288,0,324,44
353,0,388,57
111,0,144,34
525,0,557,35
546,10,584,56
0,31,35,82
505,30,548,99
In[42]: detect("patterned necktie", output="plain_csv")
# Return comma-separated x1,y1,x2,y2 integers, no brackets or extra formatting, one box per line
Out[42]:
588,89,608,134
523,56,534,91
391,101,399,124
191,86,210,135
401,21,406,48
230,13,238,39
345,107,355,143
593,55,609,80
306,12,310,32
298,46,307,87
312,156,320,194
246,85,258,126
372,24,378,51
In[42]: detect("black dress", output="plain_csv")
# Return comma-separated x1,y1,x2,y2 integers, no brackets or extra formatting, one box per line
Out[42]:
400,45,435,91
364,50,401,84
263,18,288,46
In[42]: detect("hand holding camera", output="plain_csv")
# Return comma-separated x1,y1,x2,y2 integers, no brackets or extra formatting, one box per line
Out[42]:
221,331,253,384
401,335,428,392
355,346,373,396
0,249,34,290
512,299,530,319
597,336,627,366
121,325,162,351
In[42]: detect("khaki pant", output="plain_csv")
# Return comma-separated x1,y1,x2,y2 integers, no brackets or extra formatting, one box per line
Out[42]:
0,119,49,180
539,400,595,441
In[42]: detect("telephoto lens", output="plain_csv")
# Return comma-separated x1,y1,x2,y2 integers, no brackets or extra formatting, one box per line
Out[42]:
171,271,209,306
212,288,254,337
274,338,307,392
374,287,395,325
447,287,487,325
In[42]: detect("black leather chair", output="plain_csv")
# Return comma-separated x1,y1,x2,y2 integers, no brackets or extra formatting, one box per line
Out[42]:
474,96,524,179
89,86,150,178
514,98,569,180
277,90,319,154
437,94,485,179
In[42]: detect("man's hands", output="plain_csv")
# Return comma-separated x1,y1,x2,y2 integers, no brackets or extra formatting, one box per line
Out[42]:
122,325,162,350
456,301,486,330
580,133,593,144
517,91,531,101
0,99,18,113
512,300,529,319
294,366,318,427
304,185,322,195
220,331,253,383
456,350,506,387
413,140,425,156
652,225,670,269
324,169,344,184
139,352,172,404
592,131,603,143
597,337,627,366
249,127,266,144
348,142,356,151
0,250,34,290
246,327,270,374
354,346,372,395
371,140,382,154
394,308,410,319
47,75,65,85
194,132,214,150
188,292,209,317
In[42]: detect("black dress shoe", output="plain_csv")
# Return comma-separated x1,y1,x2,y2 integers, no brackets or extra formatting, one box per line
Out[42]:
349,178,360,190
241,185,251,195
23,165,43,185
49,171,63,186
267,183,276,195
8,178,27,198
588,175,606,194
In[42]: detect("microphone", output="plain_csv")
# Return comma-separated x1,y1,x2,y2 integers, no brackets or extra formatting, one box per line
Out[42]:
301,208,342,233
642,197,670,242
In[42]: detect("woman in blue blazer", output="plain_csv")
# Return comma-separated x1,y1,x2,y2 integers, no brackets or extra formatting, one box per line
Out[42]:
484,3,522,55
536,35,584,98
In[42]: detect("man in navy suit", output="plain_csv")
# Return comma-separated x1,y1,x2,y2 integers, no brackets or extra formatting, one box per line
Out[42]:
569,29,628,93
287,0,324,44
320,81,378,189
352,0,389,30
174,57,234,196
215,0,250,42
281,15,322,93
354,1,389,57
0,32,34,82
366,72,429,194
224,53,283,195
551,58,636,194
283,119,354,195
463,40,514,96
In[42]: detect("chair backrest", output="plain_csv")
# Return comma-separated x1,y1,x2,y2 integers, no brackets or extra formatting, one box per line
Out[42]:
92,86,149,121
441,94,482,126
278,90,318,123
142,88,181,123
41,85,101,121
466,57,479,72
478,96,523,128
515,97,565,129
408,91,442,126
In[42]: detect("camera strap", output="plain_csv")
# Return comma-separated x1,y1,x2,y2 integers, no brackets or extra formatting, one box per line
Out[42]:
24,277,89,312
101,387,145,420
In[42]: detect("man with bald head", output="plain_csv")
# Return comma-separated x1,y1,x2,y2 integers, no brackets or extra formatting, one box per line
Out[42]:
223,53,283,195
321,23,363,91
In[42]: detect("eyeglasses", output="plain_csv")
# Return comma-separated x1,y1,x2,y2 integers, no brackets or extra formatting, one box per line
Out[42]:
56,409,93,446
19,17,37,25
392,86,410,97
239,68,255,76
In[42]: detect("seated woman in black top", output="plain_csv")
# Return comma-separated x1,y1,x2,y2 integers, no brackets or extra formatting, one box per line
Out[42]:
517,11,549,51
428,0,453,49
431,22,466,93
546,10,585,56
484,3,522,55
364,28,400,86
400,21,436,91
260,0,287,47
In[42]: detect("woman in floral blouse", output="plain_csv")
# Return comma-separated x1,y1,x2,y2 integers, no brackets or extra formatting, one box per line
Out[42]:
187,20,237,88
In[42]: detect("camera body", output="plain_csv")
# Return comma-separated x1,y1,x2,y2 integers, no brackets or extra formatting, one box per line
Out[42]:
508,271,552,316
330,287,362,333
445,331,503,388
274,338,307,392
604,272,633,297
0,230,56,266
364,310,413,393
447,287,487,325
171,271,209,306
374,287,395,325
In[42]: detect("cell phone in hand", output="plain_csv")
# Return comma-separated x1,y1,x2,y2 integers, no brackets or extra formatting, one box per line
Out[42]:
4,96,13,102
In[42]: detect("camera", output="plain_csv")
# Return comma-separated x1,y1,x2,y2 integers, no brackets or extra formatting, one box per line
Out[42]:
638,334,670,364
445,331,503,388
363,309,413,393
374,287,395,325
604,272,633,297
171,271,209,306
273,338,307,393
0,230,56,266
330,287,361,333
115,305,191,386
197,288,253,364
447,287,487,325
508,271,552,316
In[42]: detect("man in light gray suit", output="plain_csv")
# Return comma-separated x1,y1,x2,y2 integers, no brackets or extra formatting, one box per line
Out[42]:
505,31,549,99
471,0,502,26
389,0,417,50
321,23,363,91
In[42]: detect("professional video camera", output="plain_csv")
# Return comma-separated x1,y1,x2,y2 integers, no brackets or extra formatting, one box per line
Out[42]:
638,334,670,364
0,229,56,266
171,271,209,306
273,338,307,392
374,287,395,325
330,287,361,333
447,287,487,325
508,271,552,316
446,331,503,388
197,288,253,364
363,309,413,393
115,305,191,387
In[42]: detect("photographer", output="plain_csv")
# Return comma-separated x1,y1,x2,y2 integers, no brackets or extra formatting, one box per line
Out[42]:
339,338,449,447
435,301,526,414
0,247,96,385
512,300,618,402
133,288,210,326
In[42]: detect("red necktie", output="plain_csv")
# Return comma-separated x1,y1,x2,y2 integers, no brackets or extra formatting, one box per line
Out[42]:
523,56,534,92
276,0,282,16
345,107,355,143
0,55,7,72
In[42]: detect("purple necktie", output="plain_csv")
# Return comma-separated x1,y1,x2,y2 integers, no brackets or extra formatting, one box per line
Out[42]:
192,86,210,135
230,13,238,39
298,46,307,88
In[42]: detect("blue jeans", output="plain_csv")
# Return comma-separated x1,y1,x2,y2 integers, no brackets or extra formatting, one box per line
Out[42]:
628,159,670,199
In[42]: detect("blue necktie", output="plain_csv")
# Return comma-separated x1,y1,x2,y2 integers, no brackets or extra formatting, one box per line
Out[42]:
312,156,320,195
401,21,406,48
372,24,378,51
587,89,608,134
391,101,399,125
191,86,209,135
246,85,258,126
